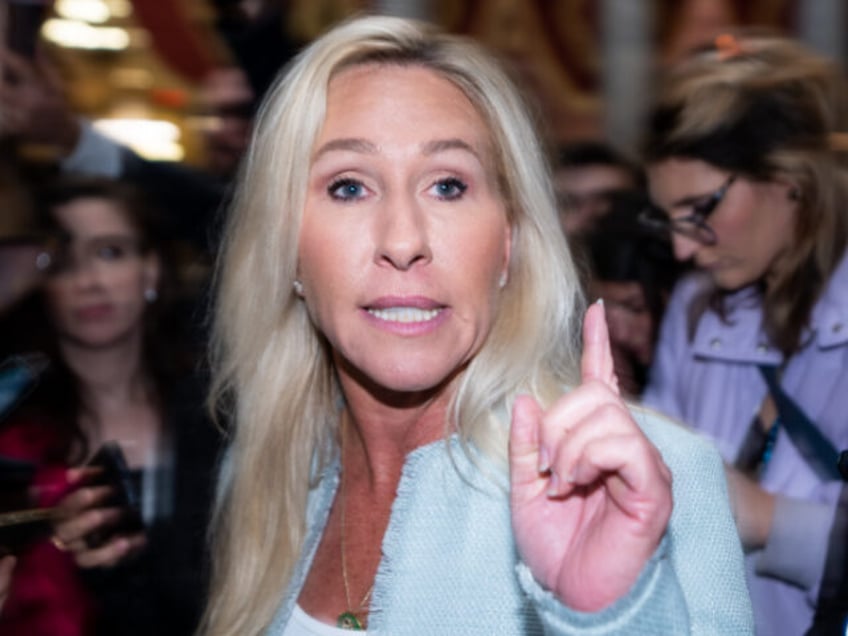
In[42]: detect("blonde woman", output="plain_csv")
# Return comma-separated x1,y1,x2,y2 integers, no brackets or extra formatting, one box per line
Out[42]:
204,15,751,635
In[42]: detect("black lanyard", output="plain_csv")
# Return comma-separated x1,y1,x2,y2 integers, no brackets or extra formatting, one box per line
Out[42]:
758,365,842,482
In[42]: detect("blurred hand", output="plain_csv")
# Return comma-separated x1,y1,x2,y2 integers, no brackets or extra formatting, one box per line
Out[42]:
0,49,79,153
51,468,146,568
0,554,15,615
509,301,673,612
724,465,775,551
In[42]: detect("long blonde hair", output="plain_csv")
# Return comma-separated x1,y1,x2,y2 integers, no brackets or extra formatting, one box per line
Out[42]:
203,15,584,634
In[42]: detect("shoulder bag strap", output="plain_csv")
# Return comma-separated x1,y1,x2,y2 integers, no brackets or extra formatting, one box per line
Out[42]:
758,364,842,482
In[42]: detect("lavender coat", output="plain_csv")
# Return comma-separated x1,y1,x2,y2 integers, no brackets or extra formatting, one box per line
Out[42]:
643,253,848,636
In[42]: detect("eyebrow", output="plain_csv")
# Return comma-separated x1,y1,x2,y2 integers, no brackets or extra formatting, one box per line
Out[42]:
421,138,481,160
313,137,482,161
313,138,377,159
671,189,716,209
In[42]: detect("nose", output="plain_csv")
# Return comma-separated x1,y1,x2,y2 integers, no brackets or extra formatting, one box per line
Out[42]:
374,191,432,271
671,233,700,262
66,256,105,291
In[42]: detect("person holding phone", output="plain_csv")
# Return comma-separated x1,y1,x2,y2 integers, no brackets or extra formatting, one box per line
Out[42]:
0,177,220,635
200,16,751,634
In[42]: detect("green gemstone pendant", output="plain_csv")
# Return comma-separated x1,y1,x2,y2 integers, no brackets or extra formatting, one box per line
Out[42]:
337,611,364,630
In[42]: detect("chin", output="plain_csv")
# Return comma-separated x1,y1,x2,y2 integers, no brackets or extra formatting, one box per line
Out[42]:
373,366,459,394
709,269,756,292
340,353,467,401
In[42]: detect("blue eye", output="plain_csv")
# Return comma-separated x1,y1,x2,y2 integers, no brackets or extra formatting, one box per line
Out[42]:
433,177,467,201
329,178,365,201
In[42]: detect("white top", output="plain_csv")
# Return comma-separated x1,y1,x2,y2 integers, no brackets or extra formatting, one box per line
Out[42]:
281,605,370,636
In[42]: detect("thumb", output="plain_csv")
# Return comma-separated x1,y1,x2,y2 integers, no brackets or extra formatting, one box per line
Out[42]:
509,394,545,489
580,300,619,393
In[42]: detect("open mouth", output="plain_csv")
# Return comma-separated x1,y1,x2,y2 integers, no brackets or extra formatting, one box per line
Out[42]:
366,306,443,323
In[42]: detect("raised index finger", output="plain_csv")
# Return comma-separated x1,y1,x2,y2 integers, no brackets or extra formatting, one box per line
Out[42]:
580,300,619,393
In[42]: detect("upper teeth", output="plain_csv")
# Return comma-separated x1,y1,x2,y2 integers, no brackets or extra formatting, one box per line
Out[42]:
368,307,440,323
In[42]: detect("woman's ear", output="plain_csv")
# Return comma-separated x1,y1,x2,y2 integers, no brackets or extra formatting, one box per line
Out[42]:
776,174,802,202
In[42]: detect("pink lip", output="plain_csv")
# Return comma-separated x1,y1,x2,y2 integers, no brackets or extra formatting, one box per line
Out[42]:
696,257,720,270
75,304,114,321
361,295,449,336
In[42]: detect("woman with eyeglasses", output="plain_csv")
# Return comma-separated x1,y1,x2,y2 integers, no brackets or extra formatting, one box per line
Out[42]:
641,33,848,636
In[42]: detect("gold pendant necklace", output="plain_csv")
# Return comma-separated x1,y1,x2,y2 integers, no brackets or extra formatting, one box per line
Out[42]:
337,421,374,631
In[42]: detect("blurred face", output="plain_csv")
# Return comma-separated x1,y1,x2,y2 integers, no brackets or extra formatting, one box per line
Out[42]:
553,164,635,236
200,67,254,176
590,280,654,365
298,63,512,396
647,158,797,291
44,197,159,350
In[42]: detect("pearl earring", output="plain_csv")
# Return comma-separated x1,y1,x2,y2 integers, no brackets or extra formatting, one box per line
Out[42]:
293,279,304,296
498,272,508,289
144,288,158,303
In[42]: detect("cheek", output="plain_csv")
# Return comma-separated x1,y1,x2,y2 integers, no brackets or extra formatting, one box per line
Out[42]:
43,281,75,320
711,210,749,247
297,224,364,338
448,242,505,330
451,221,509,278
605,310,632,342
113,270,148,303
635,315,654,342
713,188,774,247
467,240,505,285
298,223,358,295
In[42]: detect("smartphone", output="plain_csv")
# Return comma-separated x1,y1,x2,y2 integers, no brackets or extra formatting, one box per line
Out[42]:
4,0,49,59
83,442,144,548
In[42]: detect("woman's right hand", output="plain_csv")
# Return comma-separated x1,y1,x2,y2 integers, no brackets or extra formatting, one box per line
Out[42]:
509,302,673,612
51,468,146,568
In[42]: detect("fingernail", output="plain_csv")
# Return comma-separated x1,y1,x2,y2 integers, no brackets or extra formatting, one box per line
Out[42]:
546,472,560,496
538,446,550,473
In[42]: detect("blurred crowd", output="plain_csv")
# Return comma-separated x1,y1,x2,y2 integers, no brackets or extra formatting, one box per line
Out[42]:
0,2,845,635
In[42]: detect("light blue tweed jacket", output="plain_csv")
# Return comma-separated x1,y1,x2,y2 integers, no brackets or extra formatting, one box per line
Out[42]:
265,407,753,634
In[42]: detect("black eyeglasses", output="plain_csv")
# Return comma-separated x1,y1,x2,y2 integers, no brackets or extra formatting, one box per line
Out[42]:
638,175,737,246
